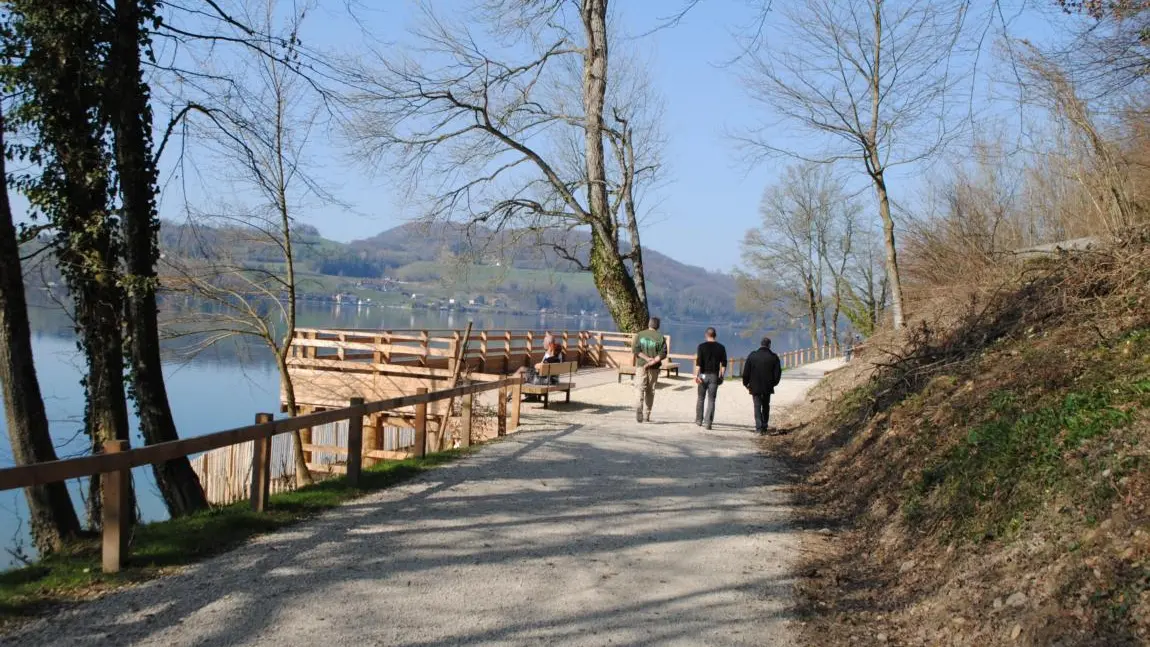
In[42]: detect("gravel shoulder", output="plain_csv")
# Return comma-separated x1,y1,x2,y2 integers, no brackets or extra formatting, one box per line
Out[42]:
3,360,843,647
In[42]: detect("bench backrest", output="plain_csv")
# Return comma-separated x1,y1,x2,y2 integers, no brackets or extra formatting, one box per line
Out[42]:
536,360,578,379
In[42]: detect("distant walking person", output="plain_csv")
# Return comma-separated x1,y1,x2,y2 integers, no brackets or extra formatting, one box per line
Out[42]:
633,317,667,423
742,337,782,435
694,327,727,430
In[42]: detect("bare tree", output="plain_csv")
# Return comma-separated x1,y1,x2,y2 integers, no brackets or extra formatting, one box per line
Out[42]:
739,163,850,347
740,0,970,330
1019,42,1139,233
819,195,861,352
349,0,658,332
841,226,890,336
162,0,329,487
1055,0,1149,97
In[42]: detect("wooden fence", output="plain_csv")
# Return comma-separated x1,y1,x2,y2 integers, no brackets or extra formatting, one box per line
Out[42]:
288,327,664,373
726,344,840,378
0,376,524,574
188,420,452,506
287,326,841,389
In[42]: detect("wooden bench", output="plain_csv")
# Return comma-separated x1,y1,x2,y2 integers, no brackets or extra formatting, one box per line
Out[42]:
616,361,680,382
521,360,578,408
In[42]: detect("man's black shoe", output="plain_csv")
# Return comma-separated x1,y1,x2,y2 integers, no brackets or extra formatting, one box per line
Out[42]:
705,424,712,430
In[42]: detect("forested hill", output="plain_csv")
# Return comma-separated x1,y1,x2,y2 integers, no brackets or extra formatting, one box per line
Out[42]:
155,221,742,321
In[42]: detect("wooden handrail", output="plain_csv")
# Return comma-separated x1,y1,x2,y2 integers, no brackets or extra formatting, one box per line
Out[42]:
0,376,522,493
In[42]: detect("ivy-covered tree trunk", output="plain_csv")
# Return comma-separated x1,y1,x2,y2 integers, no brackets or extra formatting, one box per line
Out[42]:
0,109,81,554
109,0,208,516
78,278,135,527
4,0,135,528
590,232,648,333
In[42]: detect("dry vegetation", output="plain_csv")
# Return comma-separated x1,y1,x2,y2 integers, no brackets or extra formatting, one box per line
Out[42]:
770,230,1150,645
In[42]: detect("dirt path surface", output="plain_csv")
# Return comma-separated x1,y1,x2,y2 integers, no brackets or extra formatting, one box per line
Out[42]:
4,359,844,647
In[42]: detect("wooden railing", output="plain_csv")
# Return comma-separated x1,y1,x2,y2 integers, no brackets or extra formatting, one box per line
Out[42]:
726,344,840,378
291,328,610,374
288,327,685,373
0,376,524,574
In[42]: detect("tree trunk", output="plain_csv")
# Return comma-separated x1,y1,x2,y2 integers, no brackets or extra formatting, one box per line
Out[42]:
0,111,82,554
590,232,648,332
805,281,820,349
830,280,842,353
867,2,906,331
581,0,610,234
110,0,208,517
582,0,648,333
275,98,314,486
872,170,906,330
77,275,135,527
8,0,135,528
277,353,313,487
619,126,648,310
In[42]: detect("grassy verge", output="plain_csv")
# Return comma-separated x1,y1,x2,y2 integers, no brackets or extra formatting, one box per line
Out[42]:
0,451,465,623
899,328,1150,544
778,321,1149,643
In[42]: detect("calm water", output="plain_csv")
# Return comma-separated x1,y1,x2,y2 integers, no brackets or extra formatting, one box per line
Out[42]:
0,302,805,567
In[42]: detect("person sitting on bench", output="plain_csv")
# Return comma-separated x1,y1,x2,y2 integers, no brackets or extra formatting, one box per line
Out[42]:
512,341,567,401
539,341,566,384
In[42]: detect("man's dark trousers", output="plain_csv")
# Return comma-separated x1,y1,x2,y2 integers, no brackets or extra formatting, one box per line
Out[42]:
752,393,772,433
696,374,720,427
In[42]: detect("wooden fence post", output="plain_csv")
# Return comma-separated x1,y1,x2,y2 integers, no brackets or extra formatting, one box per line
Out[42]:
510,379,523,431
414,388,428,458
480,332,489,372
503,331,512,372
251,413,273,513
347,397,364,487
101,440,130,574
363,413,380,468
460,393,473,448
299,405,314,467
497,385,508,437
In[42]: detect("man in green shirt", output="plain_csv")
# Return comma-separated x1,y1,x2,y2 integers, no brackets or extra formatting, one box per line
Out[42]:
633,317,668,423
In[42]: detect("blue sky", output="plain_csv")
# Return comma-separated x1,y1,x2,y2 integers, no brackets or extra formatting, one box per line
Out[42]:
15,0,1075,273
223,0,789,273
260,0,1066,273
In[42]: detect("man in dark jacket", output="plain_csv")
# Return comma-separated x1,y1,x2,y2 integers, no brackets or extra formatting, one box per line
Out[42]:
742,336,783,435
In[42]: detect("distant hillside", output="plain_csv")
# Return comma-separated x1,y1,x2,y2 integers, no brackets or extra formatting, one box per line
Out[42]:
344,223,741,321
14,221,743,322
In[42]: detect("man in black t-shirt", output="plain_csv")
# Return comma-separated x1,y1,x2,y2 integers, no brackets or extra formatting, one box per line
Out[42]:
694,327,728,430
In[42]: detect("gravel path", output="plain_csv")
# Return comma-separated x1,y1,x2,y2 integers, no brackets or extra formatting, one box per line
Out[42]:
3,359,844,647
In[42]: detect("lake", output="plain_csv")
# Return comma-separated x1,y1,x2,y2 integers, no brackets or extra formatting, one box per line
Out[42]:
0,301,807,568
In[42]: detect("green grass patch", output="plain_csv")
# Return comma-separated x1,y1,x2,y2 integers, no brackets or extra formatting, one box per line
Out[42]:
0,451,465,621
905,372,1149,541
